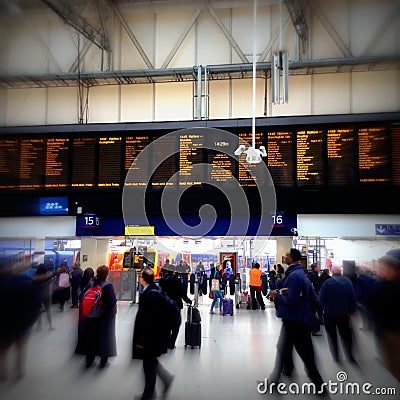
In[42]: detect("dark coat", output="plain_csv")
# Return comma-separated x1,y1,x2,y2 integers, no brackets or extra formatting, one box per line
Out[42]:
75,279,117,358
0,272,41,346
275,263,313,324
318,275,357,316
70,267,83,288
132,283,169,358
159,274,191,309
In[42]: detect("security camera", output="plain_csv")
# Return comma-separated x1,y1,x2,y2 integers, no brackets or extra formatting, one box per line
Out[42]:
259,145,267,157
291,228,298,236
234,145,246,156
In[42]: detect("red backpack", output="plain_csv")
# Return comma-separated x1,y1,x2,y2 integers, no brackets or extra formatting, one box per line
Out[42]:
82,281,110,318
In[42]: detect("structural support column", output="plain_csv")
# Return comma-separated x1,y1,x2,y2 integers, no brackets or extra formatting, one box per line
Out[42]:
276,237,293,268
80,237,110,270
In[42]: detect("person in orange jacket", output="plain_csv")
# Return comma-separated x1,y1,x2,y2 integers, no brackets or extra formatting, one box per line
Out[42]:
249,262,266,310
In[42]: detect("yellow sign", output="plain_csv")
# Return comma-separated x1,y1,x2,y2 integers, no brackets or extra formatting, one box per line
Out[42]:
125,225,155,236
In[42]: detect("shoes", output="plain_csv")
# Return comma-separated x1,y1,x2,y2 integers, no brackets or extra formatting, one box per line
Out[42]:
167,345,176,350
70,305,78,308
49,325,56,330
312,332,323,336
99,362,110,369
162,375,174,399
210,310,215,314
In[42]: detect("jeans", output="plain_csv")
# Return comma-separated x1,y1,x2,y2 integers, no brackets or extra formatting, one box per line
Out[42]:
210,290,224,311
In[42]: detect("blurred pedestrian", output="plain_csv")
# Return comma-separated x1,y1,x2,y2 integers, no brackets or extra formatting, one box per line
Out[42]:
132,267,174,400
53,266,70,312
159,270,192,349
0,262,41,380
318,265,357,363
369,249,400,382
32,263,56,330
70,262,83,308
268,248,325,394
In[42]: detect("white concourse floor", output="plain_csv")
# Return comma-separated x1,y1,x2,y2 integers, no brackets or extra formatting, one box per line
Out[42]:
0,296,399,400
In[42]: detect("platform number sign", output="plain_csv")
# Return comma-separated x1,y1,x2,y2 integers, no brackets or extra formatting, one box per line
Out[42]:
271,212,284,227
83,213,100,228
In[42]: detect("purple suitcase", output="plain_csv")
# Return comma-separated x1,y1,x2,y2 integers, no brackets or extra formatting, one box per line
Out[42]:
222,298,234,316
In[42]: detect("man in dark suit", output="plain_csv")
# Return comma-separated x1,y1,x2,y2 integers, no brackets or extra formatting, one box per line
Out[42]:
159,270,192,349
132,267,174,400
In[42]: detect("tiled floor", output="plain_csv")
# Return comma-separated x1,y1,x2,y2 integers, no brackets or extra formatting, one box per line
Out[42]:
0,295,399,400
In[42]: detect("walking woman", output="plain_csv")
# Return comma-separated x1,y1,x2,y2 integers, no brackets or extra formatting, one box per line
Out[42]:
209,264,224,314
75,265,117,369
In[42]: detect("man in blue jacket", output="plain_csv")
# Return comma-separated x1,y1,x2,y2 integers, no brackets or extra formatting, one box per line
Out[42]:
318,265,357,363
269,248,325,395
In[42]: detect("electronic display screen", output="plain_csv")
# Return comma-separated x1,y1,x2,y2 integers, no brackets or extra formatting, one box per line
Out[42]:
98,135,122,188
71,137,96,188
45,138,70,189
238,131,263,187
327,128,357,186
39,196,69,215
125,135,151,187
179,132,204,186
267,130,294,187
0,122,399,195
296,129,325,186
358,127,391,183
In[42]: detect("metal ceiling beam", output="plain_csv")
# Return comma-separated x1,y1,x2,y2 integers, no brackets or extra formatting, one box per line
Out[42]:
41,0,111,52
361,1,400,56
161,6,204,69
1,56,399,89
284,0,308,43
308,0,353,58
258,15,290,62
107,0,154,69
206,2,249,63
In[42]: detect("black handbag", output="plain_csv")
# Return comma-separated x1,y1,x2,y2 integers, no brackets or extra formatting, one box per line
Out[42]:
132,344,145,360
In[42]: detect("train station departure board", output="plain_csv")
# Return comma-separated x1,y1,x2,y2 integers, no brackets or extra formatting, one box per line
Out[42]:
125,135,151,187
238,132,263,187
0,139,19,189
327,128,357,186
358,127,391,183
20,138,45,189
71,137,96,188
392,127,400,185
267,131,294,186
296,129,325,185
45,138,69,189
0,122,400,194
151,135,178,188
179,133,204,186
98,136,122,188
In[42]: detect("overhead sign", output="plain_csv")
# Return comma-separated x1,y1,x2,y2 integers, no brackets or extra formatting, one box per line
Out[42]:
125,225,155,236
375,224,400,236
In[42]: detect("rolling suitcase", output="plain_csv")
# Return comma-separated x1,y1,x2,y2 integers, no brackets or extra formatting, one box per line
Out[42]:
222,297,234,316
185,304,201,348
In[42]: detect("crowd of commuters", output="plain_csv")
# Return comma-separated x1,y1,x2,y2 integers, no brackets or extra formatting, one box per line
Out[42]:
0,246,400,399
